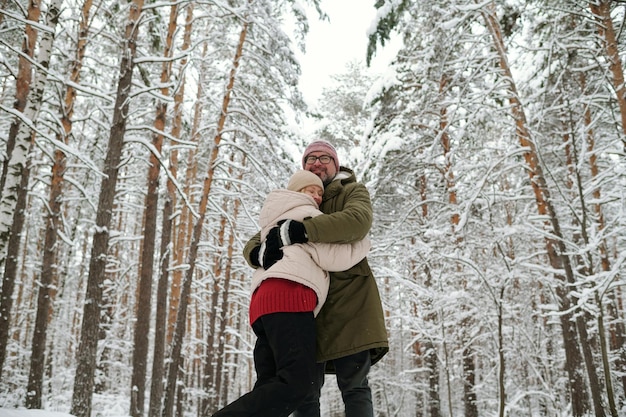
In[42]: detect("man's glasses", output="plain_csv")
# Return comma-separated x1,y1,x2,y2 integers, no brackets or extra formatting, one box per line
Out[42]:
305,155,334,165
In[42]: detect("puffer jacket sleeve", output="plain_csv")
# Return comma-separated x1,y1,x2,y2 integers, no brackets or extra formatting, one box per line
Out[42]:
304,182,372,244
302,237,371,272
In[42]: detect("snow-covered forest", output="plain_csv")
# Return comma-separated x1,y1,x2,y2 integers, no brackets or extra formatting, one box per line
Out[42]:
1,0,625,416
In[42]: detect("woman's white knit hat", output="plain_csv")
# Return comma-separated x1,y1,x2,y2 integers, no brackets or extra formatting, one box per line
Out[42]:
287,170,324,192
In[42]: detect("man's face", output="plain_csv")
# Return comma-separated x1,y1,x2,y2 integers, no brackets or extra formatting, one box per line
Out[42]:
304,151,337,185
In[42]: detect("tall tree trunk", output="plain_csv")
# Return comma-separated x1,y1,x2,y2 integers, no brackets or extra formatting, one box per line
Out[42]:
149,190,173,417
481,3,599,416
0,0,56,382
561,91,616,417
163,18,203,416
203,157,243,414
201,253,224,413
580,72,626,397
166,35,206,345
439,73,478,417
26,0,91,406
589,0,626,154
0,0,41,375
70,0,145,415
202,182,231,413
0,0,40,207
130,2,179,416
148,4,193,416
414,172,440,417
162,17,249,417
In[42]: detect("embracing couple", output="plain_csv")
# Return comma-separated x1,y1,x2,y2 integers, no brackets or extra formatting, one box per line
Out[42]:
212,140,389,417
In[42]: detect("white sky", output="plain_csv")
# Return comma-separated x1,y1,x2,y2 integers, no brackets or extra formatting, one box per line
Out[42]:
296,0,400,104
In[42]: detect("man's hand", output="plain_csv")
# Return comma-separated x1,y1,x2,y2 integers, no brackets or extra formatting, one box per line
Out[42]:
249,245,262,268
249,235,284,269
276,219,308,246
251,220,307,269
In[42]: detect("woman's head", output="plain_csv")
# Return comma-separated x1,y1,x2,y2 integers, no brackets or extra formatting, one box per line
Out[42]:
287,170,324,206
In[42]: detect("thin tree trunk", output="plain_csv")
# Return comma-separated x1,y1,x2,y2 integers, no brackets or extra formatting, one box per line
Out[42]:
25,0,90,406
202,178,233,413
562,92,615,417
162,17,249,417
167,35,206,345
423,340,439,417
481,4,596,416
149,182,175,417
439,73,478,417
0,0,40,206
70,0,145,415
0,0,57,382
129,1,179,416
213,253,234,409
496,286,506,417
148,3,192,415
589,0,626,154
414,172,440,417
0,0,41,375
201,257,223,413
596,294,618,417
580,72,626,397
204,157,243,414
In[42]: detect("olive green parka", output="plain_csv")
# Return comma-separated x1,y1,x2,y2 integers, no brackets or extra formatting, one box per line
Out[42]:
244,167,389,369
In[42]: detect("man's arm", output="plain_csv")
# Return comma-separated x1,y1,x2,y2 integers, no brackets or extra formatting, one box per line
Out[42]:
304,182,373,244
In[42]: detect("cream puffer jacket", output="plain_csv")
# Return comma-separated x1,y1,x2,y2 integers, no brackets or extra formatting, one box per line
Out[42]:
251,189,371,316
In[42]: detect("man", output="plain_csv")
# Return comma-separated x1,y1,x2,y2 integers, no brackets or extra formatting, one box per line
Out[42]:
244,140,389,417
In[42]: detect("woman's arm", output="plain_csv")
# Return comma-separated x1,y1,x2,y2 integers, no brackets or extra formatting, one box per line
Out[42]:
304,237,371,272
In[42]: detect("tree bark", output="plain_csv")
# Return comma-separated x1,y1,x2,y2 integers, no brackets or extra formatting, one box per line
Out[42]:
129,1,179,416
0,0,41,374
25,0,90,406
481,3,594,416
589,0,626,154
162,16,249,417
559,92,609,417
70,0,145,415
166,39,207,347
0,0,57,383
201,252,223,414
439,73,478,417
580,72,626,398
203,157,243,413
148,4,193,416
0,0,40,206
414,172,439,417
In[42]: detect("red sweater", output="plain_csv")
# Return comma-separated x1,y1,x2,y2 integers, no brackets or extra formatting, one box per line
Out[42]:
249,278,317,325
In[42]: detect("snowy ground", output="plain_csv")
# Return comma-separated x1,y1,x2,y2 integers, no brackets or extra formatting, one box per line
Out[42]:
0,410,130,417
0,411,75,417
0,391,133,417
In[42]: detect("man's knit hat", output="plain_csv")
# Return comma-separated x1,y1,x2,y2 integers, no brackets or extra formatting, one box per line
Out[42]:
287,170,324,192
302,140,340,172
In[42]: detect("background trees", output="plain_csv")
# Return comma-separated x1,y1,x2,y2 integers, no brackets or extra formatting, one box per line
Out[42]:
1,1,625,417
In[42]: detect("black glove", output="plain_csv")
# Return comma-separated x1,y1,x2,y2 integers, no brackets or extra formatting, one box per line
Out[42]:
276,219,308,246
256,234,283,269
249,246,262,268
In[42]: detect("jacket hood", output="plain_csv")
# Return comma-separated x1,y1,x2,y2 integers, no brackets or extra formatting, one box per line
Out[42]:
259,189,317,234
